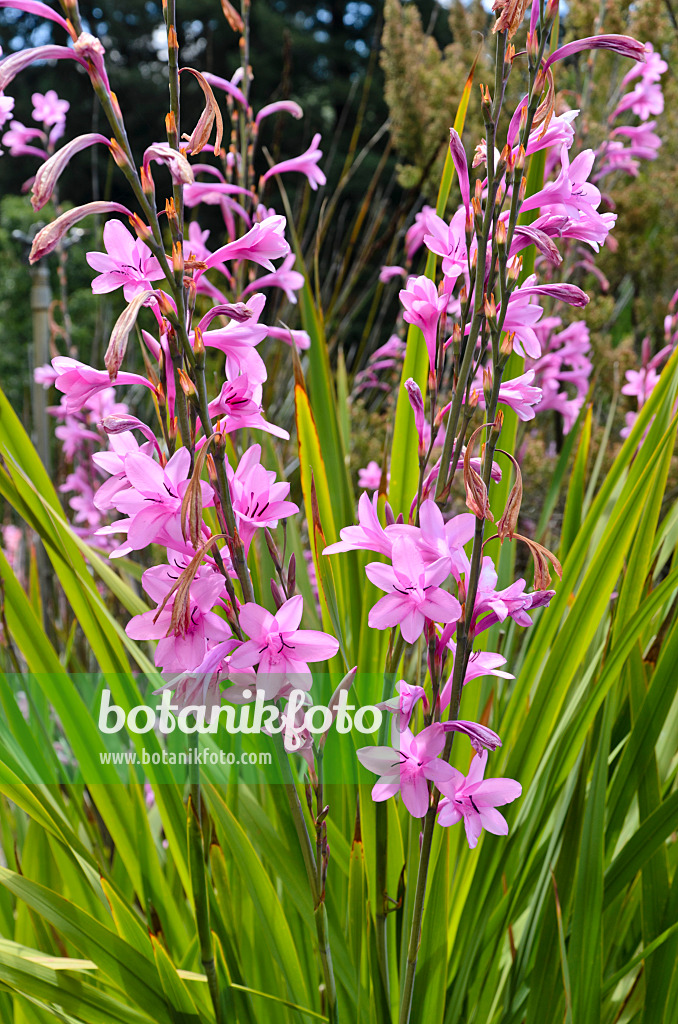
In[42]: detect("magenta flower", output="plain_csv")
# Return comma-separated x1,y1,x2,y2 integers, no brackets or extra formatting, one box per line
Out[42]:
205,214,290,272
443,720,502,755
449,128,470,214
324,491,393,557
262,133,326,190
228,444,299,554
86,220,163,300
229,594,340,697
400,275,448,373
52,357,155,414
32,133,111,211
545,34,646,70
357,721,457,818
31,89,68,127
437,750,521,848
439,644,513,710
366,536,461,644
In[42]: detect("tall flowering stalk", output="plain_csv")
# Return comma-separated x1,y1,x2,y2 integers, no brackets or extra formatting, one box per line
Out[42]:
325,3,647,1021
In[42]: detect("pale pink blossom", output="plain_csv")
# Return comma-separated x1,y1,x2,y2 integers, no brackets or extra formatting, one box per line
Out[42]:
52,357,155,414
358,461,382,491
324,490,392,557
204,214,290,272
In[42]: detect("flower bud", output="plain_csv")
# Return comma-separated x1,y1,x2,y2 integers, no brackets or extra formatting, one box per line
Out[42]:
177,368,197,398
172,240,184,275
270,578,285,610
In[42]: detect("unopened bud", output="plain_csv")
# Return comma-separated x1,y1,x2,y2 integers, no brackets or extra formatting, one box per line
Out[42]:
518,176,527,202
172,240,183,275
193,326,205,357
165,197,178,225
480,83,492,122
177,368,196,398
508,256,523,282
140,164,155,196
264,528,282,569
468,389,479,409
482,366,492,405
128,213,152,242
270,578,285,609
491,410,504,441
167,25,178,49
384,502,396,527
515,144,526,171
501,331,515,358
526,29,539,62
287,553,296,595
495,218,507,249
484,292,497,325
165,110,177,137
109,138,129,169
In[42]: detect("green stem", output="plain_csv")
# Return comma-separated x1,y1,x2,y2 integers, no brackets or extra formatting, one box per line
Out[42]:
271,729,339,1023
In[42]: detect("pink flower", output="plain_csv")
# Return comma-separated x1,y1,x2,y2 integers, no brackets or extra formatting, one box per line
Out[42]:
207,373,289,440
0,92,14,129
228,444,299,554
437,750,521,848
377,679,429,731
449,128,470,214
400,275,448,372
379,265,406,283
205,214,290,272
545,34,646,70
405,206,435,261
324,490,393,558
366,536,461,644
474,370,542,421
105,447,214,553
262,133,326,190
52,356,155,413
358,461,382,490
357,721,458,818
439,645,513,710
2,119,46,158
31,89,68,127
229,594,339,697
86,220,163,300
200,293,269,384
405,377,426,454
423,208,468,287
386,500,474,581
255,100,303,125
241,253,304,304
127,565,232,673
520,146,601,222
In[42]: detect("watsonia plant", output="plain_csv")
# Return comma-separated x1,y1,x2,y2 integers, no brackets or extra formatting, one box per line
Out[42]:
0,2,676,1024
